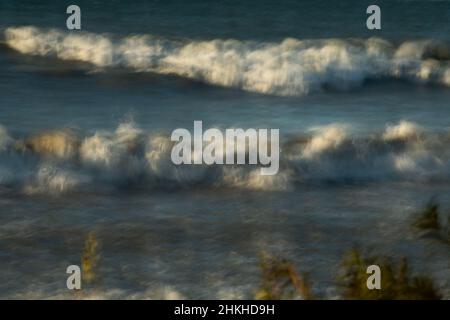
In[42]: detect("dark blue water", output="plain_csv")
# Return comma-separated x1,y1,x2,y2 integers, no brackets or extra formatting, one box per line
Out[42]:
1,0,450,299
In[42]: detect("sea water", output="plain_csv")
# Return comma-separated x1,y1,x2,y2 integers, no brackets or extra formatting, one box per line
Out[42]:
0,0,450,299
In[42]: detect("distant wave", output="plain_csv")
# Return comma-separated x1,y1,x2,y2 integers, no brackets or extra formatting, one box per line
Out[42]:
3,26,450,96
1,121,450,195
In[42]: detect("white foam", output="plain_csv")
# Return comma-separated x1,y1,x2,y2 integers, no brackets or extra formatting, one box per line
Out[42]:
222,167,291,191
383,121,422,141
145,133,208,183
23,164,87,195
80,122,142,169
302,125,347,158
80,132,115,167
1,121,450,193
5,26,450,96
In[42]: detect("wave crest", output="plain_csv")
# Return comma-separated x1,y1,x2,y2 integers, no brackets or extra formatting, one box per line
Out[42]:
5,26,450,96
0,121,450,195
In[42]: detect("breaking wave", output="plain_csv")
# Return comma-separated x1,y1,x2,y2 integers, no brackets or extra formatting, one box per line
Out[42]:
4,26,450,96
1,120,450,195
